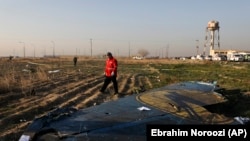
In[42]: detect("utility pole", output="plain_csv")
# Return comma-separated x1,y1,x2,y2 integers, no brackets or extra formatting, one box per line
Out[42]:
44,47,46,57
166,44,170,58
19,41,25,58
161,47,164,58
51,41,55,57
166,44,169,58
128,41,131,58
196,40,199,56
34,46,35,58
32,44,36,58
90,38,92,57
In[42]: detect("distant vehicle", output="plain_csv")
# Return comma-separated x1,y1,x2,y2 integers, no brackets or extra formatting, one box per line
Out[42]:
196,55,204,60
191,55,204,60
243,54,250,62
211,54,227,61
229,54,244,62
218,55,227,61
180,57,186,60
133,56,143,60
204,55,212,61
212,56,221,61
191,56,196,60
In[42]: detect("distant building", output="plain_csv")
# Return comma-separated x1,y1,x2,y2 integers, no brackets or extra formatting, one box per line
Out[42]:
212,49,249,54
211,49,250,61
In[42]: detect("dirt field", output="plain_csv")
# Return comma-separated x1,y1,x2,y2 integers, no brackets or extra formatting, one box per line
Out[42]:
0,57,249,141
0,57,169,140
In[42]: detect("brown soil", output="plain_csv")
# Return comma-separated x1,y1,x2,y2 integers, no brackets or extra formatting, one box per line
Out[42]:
0,58,156,140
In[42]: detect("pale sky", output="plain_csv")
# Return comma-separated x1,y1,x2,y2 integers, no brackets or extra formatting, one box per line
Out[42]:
1,0,250,57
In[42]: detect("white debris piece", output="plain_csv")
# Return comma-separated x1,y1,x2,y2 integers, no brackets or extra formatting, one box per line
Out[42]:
22,69,31,72
48,70,60,74
137,106,151,111
234,116,250,124
18,135,30,141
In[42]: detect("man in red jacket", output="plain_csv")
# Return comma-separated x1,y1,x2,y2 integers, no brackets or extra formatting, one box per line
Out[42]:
100,52,118,94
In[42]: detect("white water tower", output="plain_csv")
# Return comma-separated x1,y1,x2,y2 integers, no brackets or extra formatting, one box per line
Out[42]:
204,20,220,56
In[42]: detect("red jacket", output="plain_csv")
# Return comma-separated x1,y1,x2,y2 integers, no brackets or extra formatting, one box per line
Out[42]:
105,57,118,77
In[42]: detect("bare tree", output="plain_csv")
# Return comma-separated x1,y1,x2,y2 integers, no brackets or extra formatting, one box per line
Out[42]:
137,49,149,57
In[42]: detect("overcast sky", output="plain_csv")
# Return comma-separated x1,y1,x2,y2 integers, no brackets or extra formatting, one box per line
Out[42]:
1,0,250,57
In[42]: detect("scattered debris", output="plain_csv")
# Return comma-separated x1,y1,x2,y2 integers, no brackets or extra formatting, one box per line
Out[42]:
22,69,31,72
27,61,46,66
168,102,181,111
19,119,27,122
48,70,60,74
137,106,151,111
30,88,36,96
234,116,250,125
131,85,146,94
19,134,30,141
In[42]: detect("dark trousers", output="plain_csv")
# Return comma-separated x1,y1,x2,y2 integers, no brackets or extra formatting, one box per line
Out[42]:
101,76,118,93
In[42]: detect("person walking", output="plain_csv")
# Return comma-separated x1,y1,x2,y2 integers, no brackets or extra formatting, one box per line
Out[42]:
100,52,118,94
73,56,78,66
